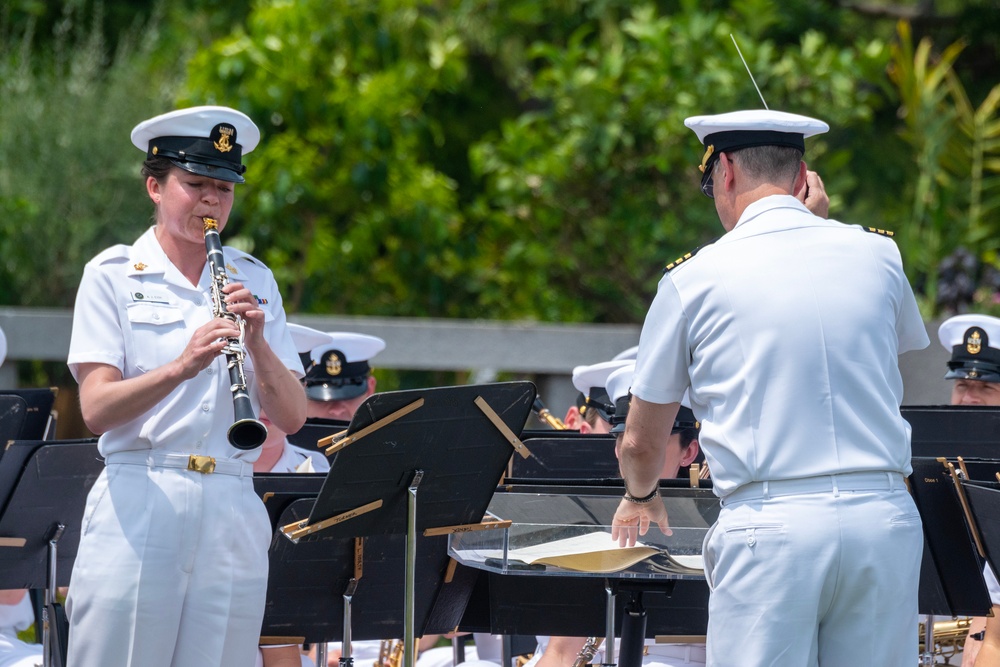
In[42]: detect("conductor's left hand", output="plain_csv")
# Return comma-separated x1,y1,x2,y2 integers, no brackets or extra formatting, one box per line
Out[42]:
611,497,671,547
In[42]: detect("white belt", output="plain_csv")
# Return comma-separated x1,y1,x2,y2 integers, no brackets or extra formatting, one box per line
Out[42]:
721,471,904,506
645,643,707,663
105,450,253,477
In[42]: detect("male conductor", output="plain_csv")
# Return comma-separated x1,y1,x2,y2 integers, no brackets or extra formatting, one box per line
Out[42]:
612,109,929,666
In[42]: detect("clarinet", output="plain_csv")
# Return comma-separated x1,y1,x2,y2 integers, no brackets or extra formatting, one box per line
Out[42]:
203,217,268,450
533,396,568,430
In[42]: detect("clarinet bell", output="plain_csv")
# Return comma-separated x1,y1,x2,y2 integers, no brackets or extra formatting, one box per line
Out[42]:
229,416,268,450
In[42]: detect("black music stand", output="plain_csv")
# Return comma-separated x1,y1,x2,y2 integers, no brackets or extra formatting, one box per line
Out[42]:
0,388,58,441
278,381,536,667
905,405,1000,458
0,395,27,447
908,457,993,617
260,496,479,641
510,435,619,481
960,479,1000,596
0,439,102,667
286,418,350,453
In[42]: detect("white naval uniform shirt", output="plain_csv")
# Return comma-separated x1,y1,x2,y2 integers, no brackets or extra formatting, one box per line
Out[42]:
67,226,303,460
269,442,331,474
631,195,929,497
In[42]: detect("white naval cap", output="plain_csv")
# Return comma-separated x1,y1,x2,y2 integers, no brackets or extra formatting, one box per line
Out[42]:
287,322,336,354
938,314,1000,382
684,109,829,196
0,325,6,368
612,345,639,362
605,362,634,435
605,362,699,435
298,329,386,401
130,106,261,184
572,359,633,423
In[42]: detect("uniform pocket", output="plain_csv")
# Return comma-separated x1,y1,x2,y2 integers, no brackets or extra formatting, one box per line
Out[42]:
126,301,186,372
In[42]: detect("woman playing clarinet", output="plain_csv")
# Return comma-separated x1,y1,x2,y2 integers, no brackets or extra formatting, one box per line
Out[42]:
65,106,306,667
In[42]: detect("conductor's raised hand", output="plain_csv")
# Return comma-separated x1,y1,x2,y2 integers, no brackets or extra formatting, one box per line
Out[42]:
795,169,829,219
611,496,671,548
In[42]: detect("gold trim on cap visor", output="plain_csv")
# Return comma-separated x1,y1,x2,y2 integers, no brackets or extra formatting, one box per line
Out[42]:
698,145,715,173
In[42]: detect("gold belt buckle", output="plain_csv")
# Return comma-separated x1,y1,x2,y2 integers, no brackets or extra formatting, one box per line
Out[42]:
187,454,216,474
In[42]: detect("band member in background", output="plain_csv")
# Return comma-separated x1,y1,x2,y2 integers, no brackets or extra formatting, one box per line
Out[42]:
300,330,386,422
526,362,704,667
65,106,306,667
563,359,632,433
936,315,1000,667
614,109,928,666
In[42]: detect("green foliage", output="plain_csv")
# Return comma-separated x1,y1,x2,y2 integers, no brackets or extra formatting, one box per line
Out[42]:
182,0,890,323
0,3,181,306
182,0,482,317
889,21,1000,316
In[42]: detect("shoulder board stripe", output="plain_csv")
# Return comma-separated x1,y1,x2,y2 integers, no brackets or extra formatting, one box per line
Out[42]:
865,227,894,237
664,252,693,273
663,239,717,274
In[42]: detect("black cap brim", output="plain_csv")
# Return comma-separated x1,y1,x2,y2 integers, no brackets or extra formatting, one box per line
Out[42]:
945,363,1000,383
171,159,246,184
305,382,368,402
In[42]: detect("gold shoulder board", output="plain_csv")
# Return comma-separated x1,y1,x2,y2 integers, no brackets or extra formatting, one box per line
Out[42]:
864,227,895,237
663,240,716,274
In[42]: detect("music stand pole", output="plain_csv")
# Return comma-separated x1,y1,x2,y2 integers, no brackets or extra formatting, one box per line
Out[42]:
919,615,935,667
338,578,358,667
403,470,424,667
43,523,65,667
603,581,616,667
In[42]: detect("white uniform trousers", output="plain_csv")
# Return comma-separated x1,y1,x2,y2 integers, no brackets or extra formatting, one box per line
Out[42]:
704,473,922,667
0,632,41,667
66,458,271,667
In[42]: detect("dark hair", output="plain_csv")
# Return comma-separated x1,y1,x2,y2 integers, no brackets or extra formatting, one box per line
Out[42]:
141,156,175,183
677,427,699,449
713,144,802,191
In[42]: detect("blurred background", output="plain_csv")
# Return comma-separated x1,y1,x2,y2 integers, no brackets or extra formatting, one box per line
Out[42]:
0,0,997,437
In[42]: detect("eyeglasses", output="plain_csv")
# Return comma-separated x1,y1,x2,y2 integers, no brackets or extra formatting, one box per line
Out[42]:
700,174,714,199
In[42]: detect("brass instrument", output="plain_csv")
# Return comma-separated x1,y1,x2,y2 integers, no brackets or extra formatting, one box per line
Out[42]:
572,637,604,667
377,639,404,667
533,396,568,430
203,217,267,450
918,616,972,666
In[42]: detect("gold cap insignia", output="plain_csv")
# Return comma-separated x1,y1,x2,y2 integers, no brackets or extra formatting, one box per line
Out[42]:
133,262,147,271
214,125,235,153
326,355,343,376
967,329,983,355
698,145,715,174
